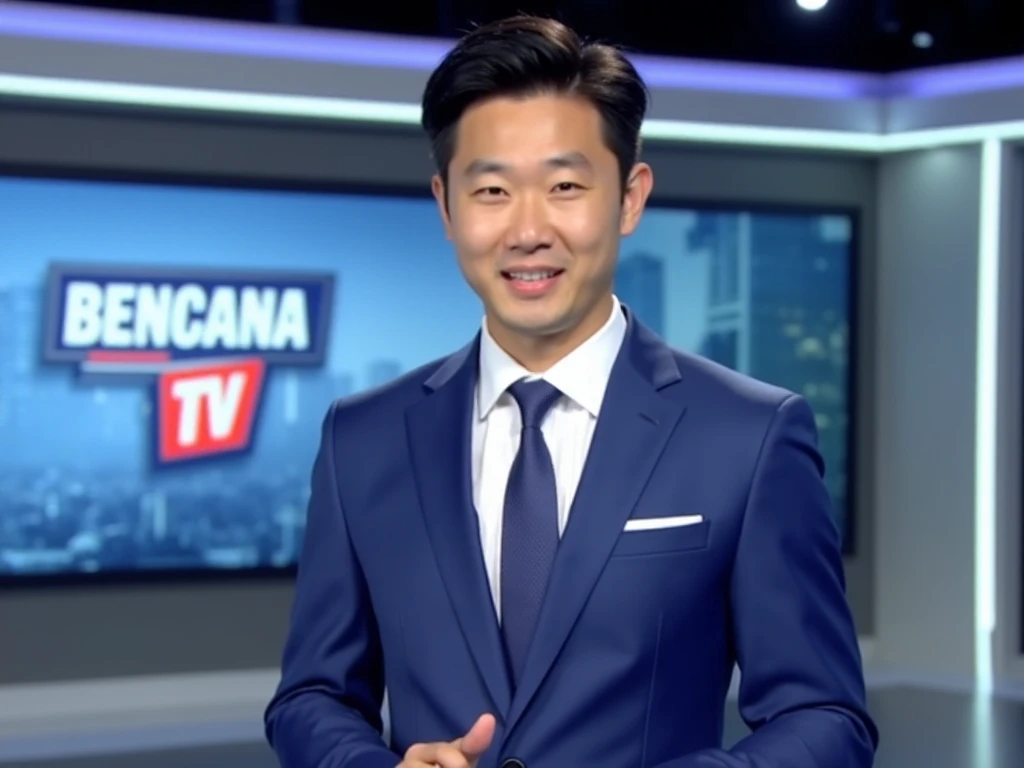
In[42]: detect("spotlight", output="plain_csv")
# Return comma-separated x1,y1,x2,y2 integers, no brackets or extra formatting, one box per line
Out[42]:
913,31,934,48
796,0,828,10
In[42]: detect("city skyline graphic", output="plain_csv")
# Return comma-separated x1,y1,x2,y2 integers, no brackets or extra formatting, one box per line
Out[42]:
0,174,854,578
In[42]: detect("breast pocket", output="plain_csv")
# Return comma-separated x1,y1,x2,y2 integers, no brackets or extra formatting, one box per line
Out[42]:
609,518,711,558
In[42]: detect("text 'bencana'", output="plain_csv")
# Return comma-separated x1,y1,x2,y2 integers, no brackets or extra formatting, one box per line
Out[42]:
60,280,312,353
42,264,335,467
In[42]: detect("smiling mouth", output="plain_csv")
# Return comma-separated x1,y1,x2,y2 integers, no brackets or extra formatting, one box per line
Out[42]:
501,268,565,282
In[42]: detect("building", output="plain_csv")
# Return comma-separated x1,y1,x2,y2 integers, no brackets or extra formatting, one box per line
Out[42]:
615,252,665,337
691,212,852,540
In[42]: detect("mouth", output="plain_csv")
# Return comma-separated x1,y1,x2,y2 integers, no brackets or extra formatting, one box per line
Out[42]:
500,268,565,282
500,267,565,298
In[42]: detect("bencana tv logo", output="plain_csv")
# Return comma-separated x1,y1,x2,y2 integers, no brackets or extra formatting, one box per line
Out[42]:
42,263,334,467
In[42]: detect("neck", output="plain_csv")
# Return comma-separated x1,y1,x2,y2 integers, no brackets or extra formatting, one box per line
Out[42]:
488,294,615,373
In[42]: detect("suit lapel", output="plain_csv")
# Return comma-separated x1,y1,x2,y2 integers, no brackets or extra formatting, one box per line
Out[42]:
405,337,512,716
504,314,687,734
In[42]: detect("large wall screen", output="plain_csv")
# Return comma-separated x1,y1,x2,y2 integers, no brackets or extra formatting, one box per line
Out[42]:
0,172,856,581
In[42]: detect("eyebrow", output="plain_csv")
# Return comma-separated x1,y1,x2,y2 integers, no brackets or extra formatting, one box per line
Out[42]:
462,152,594,178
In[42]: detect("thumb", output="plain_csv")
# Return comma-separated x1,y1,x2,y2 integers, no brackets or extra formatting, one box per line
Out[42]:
453,713,496,758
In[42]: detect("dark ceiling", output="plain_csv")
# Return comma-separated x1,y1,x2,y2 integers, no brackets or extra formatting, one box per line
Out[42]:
25,0,1024,72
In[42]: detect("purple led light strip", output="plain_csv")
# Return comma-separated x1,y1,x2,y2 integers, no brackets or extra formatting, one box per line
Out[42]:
0,1,885,99
886,55,1024,98
5,1,1023,99
0,1,452,70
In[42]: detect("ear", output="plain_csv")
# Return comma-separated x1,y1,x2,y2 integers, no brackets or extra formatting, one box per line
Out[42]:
619,162,654,237
431,174,453,240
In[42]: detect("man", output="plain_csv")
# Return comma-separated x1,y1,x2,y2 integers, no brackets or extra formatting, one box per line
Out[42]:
265,14,878,768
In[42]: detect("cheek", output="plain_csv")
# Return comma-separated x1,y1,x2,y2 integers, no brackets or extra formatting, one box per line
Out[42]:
450,203,505,246
461,215,505,250
557,208,616,267
451,219,503,283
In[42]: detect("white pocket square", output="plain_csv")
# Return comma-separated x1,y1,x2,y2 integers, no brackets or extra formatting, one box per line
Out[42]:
623,515,703,532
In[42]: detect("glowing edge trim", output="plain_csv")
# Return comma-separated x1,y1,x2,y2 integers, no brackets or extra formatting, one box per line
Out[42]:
976,138,1002,694
4,73,1024,152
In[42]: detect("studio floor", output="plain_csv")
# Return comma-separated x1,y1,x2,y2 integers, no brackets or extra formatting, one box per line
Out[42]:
2,687,1023,767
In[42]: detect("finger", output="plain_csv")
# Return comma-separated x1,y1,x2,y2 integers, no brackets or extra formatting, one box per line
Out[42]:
452,713,496,759
402,742,444,763
403,742,471,768
432,743,474,768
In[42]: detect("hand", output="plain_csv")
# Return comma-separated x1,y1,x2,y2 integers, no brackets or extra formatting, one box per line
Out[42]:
399,713,496,768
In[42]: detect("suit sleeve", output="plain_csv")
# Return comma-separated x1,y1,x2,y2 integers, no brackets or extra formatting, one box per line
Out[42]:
264,401,401,768
656,394,879,768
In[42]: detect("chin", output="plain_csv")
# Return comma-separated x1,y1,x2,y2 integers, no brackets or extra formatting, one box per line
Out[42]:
500,310,576,339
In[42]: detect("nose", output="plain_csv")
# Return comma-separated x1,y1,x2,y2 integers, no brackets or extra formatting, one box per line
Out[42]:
504,191,554,254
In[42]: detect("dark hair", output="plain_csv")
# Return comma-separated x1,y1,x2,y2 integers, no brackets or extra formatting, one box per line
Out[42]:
420,15,649,193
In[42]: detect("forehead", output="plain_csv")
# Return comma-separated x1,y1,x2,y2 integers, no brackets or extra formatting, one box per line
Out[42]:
451,94,612,167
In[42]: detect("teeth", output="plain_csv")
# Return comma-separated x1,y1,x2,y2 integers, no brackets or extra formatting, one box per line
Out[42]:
509,270,557,281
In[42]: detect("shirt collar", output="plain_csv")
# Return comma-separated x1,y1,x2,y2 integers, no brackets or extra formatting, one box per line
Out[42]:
477,295,627,420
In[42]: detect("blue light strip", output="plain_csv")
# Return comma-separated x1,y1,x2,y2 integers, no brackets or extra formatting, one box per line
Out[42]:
6,70,1024,153
975,138,1002,695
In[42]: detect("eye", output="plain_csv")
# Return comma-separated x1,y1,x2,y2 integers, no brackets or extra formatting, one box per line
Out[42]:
474,186,506,197
552,181,583,193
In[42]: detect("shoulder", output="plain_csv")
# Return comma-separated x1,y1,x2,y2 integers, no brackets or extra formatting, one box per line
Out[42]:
654,346,826,509
322,356,449,432
670,346,798,416
654,343,818,460
319,337,477,437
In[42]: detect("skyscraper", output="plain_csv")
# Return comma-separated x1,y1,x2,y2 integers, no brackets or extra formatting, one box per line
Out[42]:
0,284,40,460
615,252,665,337
692,213,851,541
333,372,354,399
366,359,403,389
689,214,749,372
0,286,13,434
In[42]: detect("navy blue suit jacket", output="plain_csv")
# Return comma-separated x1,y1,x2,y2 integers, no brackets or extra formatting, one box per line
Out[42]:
265,307,878,767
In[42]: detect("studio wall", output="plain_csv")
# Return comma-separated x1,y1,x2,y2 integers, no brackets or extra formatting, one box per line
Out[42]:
0,103,878,684
872,145,983,684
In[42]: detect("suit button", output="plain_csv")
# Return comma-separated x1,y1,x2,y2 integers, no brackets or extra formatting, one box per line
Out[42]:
500,760,526,768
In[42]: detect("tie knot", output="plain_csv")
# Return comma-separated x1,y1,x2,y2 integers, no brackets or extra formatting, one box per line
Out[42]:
508,379,562,429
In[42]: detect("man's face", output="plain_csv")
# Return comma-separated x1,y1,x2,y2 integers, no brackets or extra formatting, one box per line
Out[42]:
432,93,652,359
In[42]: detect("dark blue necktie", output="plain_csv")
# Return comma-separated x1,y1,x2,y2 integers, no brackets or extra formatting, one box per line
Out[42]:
501,378,563,687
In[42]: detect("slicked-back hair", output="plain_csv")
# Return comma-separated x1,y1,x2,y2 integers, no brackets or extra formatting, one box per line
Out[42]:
420,15,649,195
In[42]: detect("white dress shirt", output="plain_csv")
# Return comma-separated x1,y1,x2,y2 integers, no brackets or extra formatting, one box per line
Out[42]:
471,296,627,619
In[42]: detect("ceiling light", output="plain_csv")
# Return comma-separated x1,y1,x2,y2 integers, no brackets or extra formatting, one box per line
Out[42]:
796,0,829,11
